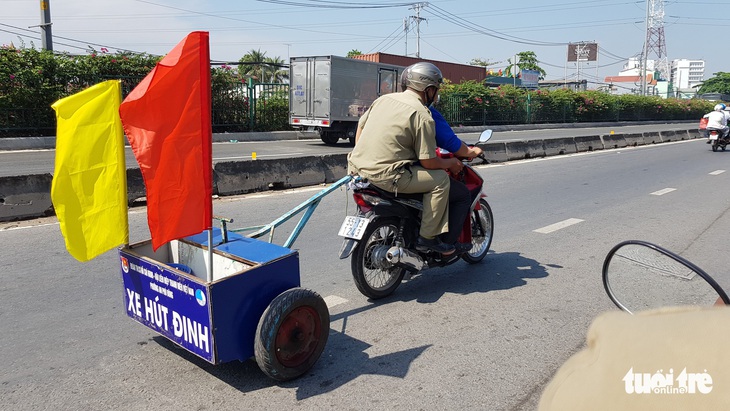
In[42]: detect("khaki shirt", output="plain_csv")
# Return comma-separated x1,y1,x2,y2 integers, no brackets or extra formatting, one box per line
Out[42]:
347,90,436,187
539,306,730,411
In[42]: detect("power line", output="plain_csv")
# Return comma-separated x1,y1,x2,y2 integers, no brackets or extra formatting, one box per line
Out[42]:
254,0,414,9
0,23,156,55
425,4,568,47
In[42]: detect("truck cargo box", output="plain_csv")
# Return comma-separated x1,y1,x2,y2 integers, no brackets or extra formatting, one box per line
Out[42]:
289,55,403,145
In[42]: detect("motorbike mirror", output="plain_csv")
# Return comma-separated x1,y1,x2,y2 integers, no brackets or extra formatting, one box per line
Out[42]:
603,240,730,314
478,129,493,143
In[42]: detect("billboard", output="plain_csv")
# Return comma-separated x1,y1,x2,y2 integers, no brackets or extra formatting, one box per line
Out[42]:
568,43,598,62
521,69,540,88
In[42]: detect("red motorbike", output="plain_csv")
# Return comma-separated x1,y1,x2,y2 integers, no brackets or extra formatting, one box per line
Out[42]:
338,130,495,299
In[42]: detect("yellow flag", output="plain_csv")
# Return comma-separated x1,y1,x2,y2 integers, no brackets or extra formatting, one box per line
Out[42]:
51,80,129,262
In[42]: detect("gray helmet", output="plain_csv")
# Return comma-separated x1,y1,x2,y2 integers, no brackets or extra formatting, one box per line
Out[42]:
400,62,443,92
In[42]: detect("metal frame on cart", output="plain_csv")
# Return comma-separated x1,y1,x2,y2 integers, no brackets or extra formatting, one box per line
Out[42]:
222,175,353,248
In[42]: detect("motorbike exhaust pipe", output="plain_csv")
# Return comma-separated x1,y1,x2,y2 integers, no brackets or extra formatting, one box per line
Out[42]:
386,246,425,271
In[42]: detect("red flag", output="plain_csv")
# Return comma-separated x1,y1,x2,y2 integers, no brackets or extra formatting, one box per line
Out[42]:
120,31,212,250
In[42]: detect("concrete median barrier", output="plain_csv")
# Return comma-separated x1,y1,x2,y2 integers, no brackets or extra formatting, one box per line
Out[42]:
543,137,578,156
214,154,349,196
0,174,54,220
480,142,509,163
659,130,681,142
574,135,602,152
623,132,659,146
602,134,628,149
505,140,546,160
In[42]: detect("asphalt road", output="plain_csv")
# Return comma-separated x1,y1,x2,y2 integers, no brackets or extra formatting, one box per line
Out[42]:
0,122,696,177
2,138,729,410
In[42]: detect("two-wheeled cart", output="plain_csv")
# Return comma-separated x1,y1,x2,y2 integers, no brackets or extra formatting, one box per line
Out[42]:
119,176,352,381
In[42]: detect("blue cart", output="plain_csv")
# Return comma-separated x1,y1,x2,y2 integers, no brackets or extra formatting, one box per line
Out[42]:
118,176,351,381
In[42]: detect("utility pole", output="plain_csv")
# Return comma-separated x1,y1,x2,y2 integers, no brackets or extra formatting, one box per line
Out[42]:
39,0,53,51
404,17,409,56
409,3,427,58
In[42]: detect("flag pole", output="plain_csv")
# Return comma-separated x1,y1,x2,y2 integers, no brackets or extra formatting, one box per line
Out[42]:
207,229,213,282
202,32,214,283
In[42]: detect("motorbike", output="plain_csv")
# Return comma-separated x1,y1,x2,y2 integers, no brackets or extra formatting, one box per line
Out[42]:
602,240,730,314
338,129,495,299
707,129,729,152
699,117,729,152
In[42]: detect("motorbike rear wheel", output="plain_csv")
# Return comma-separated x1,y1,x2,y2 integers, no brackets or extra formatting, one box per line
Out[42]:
462,199,494,264
351,218,406,299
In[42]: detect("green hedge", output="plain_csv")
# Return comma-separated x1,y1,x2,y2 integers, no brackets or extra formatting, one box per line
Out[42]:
437,81,717,126
1,47,719,137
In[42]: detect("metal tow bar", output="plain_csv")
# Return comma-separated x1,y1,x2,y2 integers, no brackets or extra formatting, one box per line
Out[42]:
222,175,353,248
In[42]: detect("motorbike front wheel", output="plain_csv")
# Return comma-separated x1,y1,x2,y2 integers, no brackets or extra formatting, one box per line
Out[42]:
351,218,406,299
462,199,494,264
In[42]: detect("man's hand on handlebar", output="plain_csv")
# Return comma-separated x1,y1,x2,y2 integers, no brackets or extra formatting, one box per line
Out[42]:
465,146,483,161
453,142,484,161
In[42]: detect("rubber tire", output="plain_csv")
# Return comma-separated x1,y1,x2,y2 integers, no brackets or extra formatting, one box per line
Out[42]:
462,199,494,264
320,132,340,145
351,218,406,299
254,287,330,381
712,142,718,152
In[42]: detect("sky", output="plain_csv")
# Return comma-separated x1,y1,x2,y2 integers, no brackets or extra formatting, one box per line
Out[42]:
2,0,728,88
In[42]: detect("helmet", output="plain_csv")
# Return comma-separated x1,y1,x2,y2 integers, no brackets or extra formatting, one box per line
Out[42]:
715,103,726,111
400,62,443,92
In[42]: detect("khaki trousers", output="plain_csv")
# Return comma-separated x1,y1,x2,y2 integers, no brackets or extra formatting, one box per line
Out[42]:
386,165,450,239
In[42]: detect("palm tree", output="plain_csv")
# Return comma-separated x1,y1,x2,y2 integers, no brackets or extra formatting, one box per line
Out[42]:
264,56,288,83
239,49,268,82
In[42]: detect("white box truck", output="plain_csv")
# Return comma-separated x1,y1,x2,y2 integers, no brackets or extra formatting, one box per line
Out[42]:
289,55,404,145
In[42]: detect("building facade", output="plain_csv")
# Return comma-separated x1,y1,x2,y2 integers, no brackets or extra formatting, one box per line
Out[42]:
351,52,486,84
670,59,705,97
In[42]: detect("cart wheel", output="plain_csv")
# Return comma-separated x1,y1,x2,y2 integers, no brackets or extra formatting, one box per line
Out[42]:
254,287,329,381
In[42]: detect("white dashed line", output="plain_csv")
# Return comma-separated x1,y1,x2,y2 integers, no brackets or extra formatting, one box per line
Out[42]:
651,188,676,196
324,295,348,309
533,218,584,234
710,170,726,176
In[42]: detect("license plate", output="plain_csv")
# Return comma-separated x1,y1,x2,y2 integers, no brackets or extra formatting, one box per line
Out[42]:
338,216,369,240
710,134,719,140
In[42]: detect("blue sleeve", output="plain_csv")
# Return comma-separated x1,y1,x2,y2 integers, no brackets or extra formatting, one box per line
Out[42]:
430,107,463,153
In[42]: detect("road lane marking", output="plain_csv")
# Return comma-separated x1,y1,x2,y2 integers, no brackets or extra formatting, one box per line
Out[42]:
710,170,726,175
324,295,348,309
533,218,584,234
651,188,676,196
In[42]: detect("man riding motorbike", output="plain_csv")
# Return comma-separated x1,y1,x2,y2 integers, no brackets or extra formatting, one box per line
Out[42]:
704,103,730,142
348,62,461,255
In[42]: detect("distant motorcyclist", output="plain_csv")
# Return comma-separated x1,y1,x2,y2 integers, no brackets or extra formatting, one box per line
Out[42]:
704,103,730,141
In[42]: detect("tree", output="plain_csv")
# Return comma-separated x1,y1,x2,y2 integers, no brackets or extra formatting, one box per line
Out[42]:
238,49,287,83
264,56,288,83
698,72,730,95
346,49,362,58
505,51,546,80
468,58,496,68
238,49,268,82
